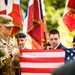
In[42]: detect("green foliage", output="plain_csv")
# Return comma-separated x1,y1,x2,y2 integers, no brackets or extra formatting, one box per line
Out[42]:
20,0,28,11
20,0,28,17
44,0,66,32
49,0,66,9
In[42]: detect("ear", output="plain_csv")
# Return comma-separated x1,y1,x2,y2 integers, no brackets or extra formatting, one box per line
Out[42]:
25,38,27,41
0,24,2,30
0,24,1,27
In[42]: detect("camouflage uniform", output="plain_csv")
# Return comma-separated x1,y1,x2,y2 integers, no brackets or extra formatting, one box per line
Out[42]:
0,35,20,75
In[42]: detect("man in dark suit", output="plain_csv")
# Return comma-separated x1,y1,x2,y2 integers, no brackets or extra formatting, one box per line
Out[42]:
52,60,75,75
49,29,66,50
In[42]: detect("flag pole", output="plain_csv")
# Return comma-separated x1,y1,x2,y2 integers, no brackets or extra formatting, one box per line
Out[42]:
39,0,47,49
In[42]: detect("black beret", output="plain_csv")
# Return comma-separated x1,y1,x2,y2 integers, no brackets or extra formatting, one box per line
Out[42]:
16,33,26,38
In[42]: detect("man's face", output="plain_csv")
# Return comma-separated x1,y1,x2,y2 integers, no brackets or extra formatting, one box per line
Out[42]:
1,25,12,38
49,34,59,48
73,43,75,48
18,38,26,49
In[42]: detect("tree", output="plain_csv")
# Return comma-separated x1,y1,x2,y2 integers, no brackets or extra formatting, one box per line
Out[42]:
44,0,66,31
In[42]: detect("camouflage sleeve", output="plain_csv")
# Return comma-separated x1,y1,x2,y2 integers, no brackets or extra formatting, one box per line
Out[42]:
0,54,12,69
0,49,5,57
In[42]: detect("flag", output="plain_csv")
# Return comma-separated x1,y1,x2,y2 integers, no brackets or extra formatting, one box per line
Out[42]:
0,0,6,14
23,0,33,49
20,49,65,75
0,0,23,36
64,48,75,63
63,0,75,32
40,0,49,48
27,0,43,49
20,48,75,75
67,0,75,9
6,0,23,36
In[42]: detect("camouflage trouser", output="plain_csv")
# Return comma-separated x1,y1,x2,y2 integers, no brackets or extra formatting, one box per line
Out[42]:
0,65,15,75
12,59,21,75
2,72,15,75
0,70,15,75
14,68,21,75
0,69,20,75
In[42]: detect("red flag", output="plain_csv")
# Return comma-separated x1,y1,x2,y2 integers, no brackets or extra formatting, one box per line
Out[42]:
20,49,65,75
63,0,75,31
6,0,23,36
27,0,43,49
0,0,6,14
67,0,75,9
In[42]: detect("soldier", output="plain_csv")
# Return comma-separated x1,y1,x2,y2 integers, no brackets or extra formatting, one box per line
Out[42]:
15,32,27,49
0,15,21,75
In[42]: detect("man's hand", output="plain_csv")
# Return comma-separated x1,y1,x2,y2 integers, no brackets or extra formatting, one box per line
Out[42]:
12,49,21,60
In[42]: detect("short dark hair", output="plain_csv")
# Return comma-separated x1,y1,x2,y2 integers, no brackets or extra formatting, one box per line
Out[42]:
49,29,60,37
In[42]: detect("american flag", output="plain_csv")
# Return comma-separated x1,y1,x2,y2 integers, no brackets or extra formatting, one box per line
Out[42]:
20,49,65,75
64,48,75,63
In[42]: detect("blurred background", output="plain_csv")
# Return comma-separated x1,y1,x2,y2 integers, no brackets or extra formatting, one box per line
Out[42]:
20,0,75,48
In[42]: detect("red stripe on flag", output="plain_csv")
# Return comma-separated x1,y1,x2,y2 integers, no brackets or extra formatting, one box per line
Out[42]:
20,57,64,63
21,68,56,73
